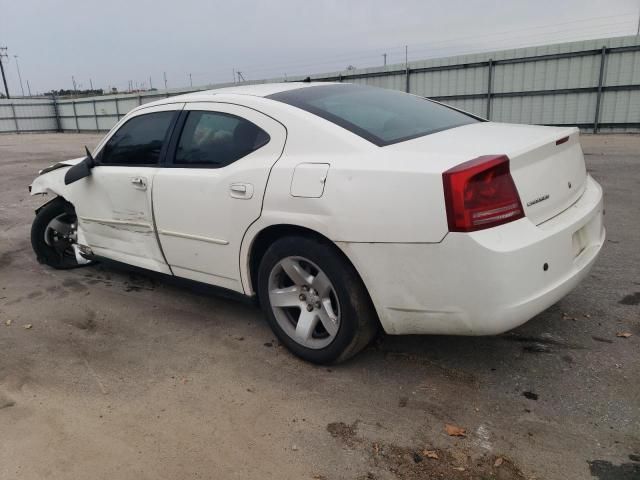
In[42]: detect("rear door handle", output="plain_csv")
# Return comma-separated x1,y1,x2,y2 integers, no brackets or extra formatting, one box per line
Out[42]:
130,177,147,190
230,183,254,199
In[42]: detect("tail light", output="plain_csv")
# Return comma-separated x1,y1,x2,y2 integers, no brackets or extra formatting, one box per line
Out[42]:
442,155,524,232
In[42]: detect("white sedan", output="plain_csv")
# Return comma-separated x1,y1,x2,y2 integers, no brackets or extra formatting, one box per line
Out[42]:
29,83,605,364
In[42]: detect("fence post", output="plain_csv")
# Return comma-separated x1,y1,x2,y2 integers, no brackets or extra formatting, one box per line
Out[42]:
52,95,62,132
10,102,19,133
92,99,98,131
486,59,494,120
405,66,410,93
71,101,79,133
593,46,607,134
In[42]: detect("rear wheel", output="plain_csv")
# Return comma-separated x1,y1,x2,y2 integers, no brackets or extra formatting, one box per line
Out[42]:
30,197,90,269
257,235,378,364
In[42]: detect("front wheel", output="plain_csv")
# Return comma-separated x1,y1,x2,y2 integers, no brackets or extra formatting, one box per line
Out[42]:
257,236,378,364
30,197,91,269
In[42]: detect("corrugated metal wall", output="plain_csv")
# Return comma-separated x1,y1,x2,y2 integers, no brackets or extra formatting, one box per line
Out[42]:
1,34,639,134
0,98,57,132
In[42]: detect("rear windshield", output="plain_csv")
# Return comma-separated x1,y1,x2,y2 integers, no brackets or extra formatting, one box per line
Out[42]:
267,84,480,146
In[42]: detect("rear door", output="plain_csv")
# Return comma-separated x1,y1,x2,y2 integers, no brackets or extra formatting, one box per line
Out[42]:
153,102,286,292
72,104,182,273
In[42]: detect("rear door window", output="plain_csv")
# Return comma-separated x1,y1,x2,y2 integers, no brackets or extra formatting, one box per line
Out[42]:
100,111,175,165
174,111,270,168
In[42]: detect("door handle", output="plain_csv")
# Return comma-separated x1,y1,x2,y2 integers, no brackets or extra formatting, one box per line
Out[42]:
230,183,254,199
130,177,147,190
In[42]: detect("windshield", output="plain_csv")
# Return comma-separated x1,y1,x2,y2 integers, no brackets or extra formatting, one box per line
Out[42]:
267,84,480,146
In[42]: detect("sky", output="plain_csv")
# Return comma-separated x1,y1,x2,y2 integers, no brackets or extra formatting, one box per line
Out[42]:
1,0,639,95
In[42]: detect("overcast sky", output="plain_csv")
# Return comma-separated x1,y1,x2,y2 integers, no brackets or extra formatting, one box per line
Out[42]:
1,0,639,95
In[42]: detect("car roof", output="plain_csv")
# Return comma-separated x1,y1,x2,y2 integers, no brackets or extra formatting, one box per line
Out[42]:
155,82,339,104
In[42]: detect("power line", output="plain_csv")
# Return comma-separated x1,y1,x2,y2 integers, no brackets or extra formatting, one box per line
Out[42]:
235,19,636,80
220,12,638,78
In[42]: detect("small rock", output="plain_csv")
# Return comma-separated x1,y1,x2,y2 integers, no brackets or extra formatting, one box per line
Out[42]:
23,324,32,330
412,452,423,463
292,444,298,451
5,319,12,326
494,457,504,467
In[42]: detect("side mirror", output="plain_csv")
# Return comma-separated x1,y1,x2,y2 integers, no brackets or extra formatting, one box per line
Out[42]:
64,158,92,185
64,146,96,185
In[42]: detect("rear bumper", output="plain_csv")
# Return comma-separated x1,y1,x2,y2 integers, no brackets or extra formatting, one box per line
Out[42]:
338,175,605,335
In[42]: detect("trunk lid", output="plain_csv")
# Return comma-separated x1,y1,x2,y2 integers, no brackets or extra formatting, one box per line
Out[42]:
390,122,587,225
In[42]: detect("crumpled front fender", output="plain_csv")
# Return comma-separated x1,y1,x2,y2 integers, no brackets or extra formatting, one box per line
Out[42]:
29,156,85,196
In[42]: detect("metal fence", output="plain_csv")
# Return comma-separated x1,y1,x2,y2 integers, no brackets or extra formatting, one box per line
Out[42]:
2,34,639,135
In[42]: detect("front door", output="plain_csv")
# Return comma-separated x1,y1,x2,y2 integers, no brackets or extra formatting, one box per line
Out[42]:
70,104,182,273
152,102,286,291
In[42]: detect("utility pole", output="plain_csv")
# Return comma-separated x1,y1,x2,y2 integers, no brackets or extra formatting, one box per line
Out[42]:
232,68,236,83
0,47,9,98
237,71,245,82
26,79,32,96
14,55,24,96
89,78,94,91
189,73,192,87
383,53,387,66
163,71,167,90
72,75,77,96
149,76,153,89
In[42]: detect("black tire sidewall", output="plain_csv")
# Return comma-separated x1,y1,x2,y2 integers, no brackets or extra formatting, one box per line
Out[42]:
257,236,367,364
30,197,80,269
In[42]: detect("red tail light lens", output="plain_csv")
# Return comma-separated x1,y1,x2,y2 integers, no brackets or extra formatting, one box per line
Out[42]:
442,155,524,232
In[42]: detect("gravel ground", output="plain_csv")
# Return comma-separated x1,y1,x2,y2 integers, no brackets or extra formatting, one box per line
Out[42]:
0,132,638,480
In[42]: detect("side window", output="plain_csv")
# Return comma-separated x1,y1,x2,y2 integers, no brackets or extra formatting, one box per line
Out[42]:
100,111,174,165
175,111,270,167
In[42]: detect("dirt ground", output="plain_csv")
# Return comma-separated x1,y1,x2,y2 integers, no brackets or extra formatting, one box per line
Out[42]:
0,132,638,480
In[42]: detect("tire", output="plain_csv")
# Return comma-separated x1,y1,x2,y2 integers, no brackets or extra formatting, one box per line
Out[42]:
30,197,88,269
257,235,378,364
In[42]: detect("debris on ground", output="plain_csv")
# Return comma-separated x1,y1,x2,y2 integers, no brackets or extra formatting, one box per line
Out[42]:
616,332,632,338
445,424,467,437
372,443,524,479
4,319,12,326
423,449,439,459
327,421,359,447
23,324,32,329
326,420,527,480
